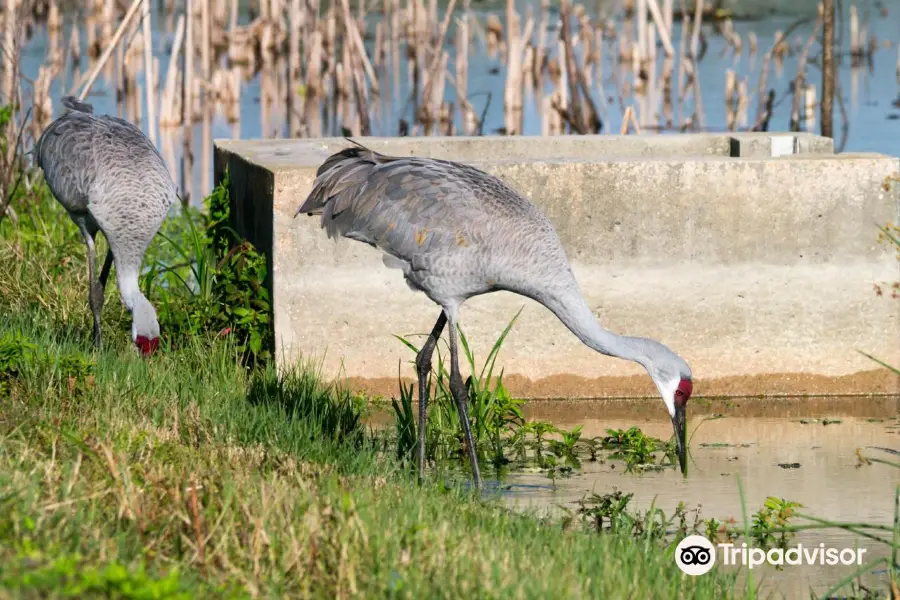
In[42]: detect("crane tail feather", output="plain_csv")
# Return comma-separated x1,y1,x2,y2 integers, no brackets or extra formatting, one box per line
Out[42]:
60,96,94,115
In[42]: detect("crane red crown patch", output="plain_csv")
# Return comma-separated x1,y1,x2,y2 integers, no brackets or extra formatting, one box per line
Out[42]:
136,336,159,357
674,378,693,408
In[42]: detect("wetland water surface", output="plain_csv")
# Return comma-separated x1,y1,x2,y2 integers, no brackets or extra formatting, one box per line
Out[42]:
501,397,900,598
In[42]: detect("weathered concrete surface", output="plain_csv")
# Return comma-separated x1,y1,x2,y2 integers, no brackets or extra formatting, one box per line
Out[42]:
214,133,900,399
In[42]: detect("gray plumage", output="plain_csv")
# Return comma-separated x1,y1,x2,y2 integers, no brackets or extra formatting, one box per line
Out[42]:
297,144,695,488
35,96,176,354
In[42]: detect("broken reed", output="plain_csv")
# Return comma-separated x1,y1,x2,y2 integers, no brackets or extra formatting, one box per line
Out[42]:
5,0,883,199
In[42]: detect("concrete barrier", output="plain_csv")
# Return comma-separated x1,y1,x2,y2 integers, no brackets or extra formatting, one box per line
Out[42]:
213,133,900,400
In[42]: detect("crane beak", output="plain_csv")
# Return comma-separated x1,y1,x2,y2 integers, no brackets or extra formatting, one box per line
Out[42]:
672,404,687,475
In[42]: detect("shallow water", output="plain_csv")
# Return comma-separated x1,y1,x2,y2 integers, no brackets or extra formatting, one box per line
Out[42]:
500,398,900,598
18,2,900,199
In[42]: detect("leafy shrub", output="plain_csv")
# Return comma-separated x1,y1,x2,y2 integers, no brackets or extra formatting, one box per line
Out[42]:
247,364,364,445
147,172,272,365
1,553,197,599
0,331,36,396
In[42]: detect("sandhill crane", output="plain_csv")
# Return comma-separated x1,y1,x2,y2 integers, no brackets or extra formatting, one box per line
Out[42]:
34,96,176,356
296,143,693,489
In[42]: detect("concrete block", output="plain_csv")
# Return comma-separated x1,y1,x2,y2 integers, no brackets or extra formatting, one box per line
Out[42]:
214,134,900,399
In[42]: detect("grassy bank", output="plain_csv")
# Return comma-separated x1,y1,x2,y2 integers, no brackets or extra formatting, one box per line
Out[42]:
0,179,742,598
0,319,743,599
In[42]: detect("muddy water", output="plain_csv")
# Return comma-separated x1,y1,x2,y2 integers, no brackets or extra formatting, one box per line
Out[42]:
502,397,900,598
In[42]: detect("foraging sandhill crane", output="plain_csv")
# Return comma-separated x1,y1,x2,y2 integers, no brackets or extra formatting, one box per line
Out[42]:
297,143,694,489
34,96,175,356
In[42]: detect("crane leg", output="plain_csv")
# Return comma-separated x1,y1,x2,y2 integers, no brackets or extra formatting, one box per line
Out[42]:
415,311,447,485
77,223,104,350
98,248,114,291
445,310,483,490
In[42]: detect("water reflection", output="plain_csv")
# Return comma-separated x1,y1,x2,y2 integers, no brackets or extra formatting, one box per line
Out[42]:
502,409,900,598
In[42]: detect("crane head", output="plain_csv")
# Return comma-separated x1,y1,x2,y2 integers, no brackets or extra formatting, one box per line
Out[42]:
671,377,692,475
131,296,160,358
135,336,159,357
651,365,692,476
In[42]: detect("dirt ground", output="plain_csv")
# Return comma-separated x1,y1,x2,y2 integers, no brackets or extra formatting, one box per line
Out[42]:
344,367,900,402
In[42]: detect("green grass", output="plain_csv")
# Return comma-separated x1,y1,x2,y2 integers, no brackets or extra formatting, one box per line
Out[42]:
0,181,742,598
0,318,740,599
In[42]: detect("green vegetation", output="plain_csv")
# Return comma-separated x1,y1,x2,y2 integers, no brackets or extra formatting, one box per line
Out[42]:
3,156,899,598
393,319,680,478
0,172,740,598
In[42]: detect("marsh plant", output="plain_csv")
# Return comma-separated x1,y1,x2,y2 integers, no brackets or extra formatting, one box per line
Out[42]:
601,426,678,472
392,311,678,477
147,172,272,365
393,311,526,469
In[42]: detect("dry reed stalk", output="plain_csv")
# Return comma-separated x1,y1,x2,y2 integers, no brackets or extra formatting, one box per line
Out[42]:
724,68,736,130
545,56,562,135
619,0,632,63
338,37,351,133
456,6,476,135
390,0,400,97
165,0,175,31
850,3,859,59
77,0,144,101
523,35,535,90
789,17,820,132
340,0,379,95
32,66,52,141
753,20,808,126
736,77,749,128
229,0,238,29
160,128,177,182
592,24,603,91
161,14,185,125
86,12,97,60
200,0,212,194
352,46,371,135
183,0,195,205
558,43,568,129
675,0,688,124
559,0,585,133
374,20,385,72
427,51,448,134
646,21,657,128
115,43,125,118
305,28,323,137
503,0,522,135
418,0,456,131
804,84,816,130
690,64,704,129
485,14,502,59
1,0,16,104
660,57,673,127
645,0,674,57
102,0,115,40
822,0,835,138
141,0,156,143
536,0,548,83
637,0,647,63
287,0,300,135
689,0,702,58
620,105,640,133
69,22,81,68
47,0,62,74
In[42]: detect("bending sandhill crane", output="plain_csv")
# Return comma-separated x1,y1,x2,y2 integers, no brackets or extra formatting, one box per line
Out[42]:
34,96,175,356
296,143,693,489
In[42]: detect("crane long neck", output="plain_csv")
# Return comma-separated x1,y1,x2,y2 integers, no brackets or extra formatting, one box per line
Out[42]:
534,284,652,368
117,269,144,311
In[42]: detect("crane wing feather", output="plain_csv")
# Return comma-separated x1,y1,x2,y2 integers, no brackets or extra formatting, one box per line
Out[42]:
296,146,487,265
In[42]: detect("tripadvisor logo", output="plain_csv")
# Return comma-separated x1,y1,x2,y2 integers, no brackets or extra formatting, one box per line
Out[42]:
674,535,868,576
675,535,716,576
